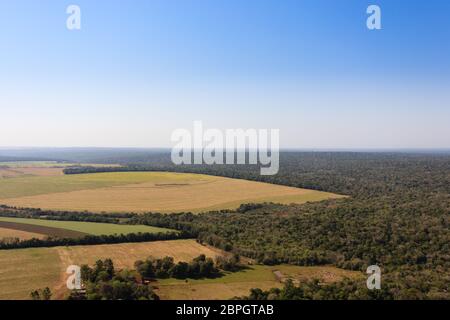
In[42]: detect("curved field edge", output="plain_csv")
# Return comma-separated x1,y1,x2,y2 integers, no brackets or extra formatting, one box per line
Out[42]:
0,171,345,213
0,217,175,236
0,172,209,199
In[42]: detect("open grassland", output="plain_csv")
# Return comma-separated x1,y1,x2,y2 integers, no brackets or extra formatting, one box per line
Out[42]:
0,239,222,299
0,217,174,237
0,171,344,213
156,265,363,300
0,227,46,240
55,239,222,268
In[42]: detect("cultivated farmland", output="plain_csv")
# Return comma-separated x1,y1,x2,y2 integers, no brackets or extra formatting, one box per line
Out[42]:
0,217,175,237
0,171,344,213
0,227,46,240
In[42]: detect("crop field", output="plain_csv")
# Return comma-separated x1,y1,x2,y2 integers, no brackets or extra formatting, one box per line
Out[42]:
0,171,344,213
0,217,174,238
0,239,223,299
0,220,88,239
156,265,363,300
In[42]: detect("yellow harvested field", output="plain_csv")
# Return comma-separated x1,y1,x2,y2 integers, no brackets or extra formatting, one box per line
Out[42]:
0,247,61,300
12,167,64,177
55,239,223,269
0,227,46,240
1,172,344,213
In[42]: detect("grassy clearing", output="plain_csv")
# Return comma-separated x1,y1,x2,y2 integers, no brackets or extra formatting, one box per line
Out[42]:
55,239,222,268
156,265,363,300
0,217,175,236
0,172,344,213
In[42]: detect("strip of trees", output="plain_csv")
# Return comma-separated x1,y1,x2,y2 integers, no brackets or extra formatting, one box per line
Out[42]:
0,231,191,250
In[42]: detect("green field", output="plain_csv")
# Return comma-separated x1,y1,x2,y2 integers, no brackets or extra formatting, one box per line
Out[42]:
0,217,174,236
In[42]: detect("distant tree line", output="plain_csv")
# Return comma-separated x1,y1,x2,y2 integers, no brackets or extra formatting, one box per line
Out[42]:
0,205,130,224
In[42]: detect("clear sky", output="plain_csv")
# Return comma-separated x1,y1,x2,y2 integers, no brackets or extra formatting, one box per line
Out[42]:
0,0,449,148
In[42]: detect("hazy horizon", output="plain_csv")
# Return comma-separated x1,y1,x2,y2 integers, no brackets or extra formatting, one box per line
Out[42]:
1,146,449,153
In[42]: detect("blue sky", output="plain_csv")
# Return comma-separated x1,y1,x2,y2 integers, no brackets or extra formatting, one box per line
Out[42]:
0,0,449,148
